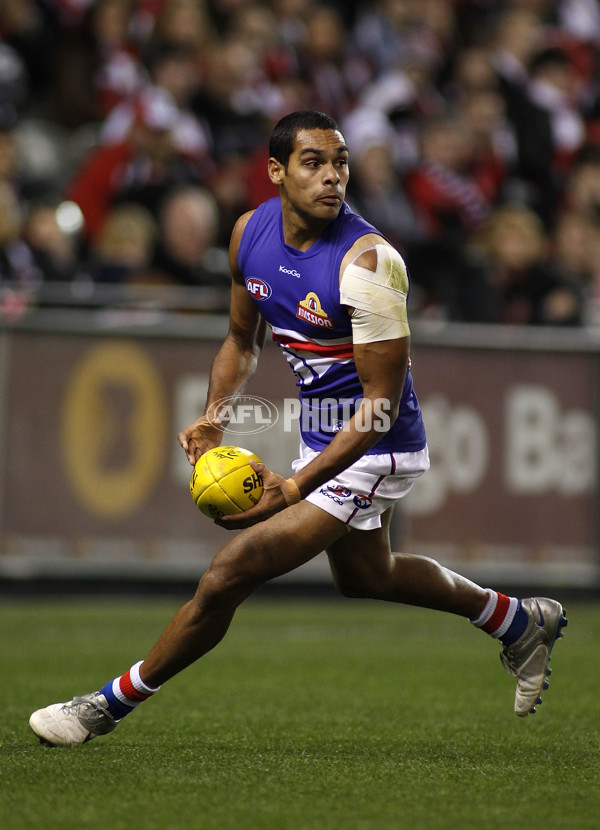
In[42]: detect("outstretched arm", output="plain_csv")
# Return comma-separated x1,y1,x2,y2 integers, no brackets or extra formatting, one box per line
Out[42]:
178,212,267,464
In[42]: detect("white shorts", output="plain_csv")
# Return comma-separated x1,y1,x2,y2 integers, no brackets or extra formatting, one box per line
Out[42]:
291,440,430,531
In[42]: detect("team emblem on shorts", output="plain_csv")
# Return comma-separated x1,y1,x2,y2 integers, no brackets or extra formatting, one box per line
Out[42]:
296,292,334,329
353,493,372,509
327,484,351,499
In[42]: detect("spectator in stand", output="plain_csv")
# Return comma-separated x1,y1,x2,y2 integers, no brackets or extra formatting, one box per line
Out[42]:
343,108,423,254
489,7,560,226
66,85,205,243
100,41,214,184
352,0,435,78
48,0,146,129
0,178,42,320
0,181,44,290
406,113,493,243
0,0,58,112
0,104,18,187
547,208,595,325
463,204,580,325
0,101,57,203
271,0,312,53
581,216,600,328
457,88,516,204
402,112,501,317
444,46,502,104
145,185,229,288
0,0,595,328
527,46,587,178
559,144,600,326
141,38,203,111
23,201,80,284
84,202,157,285
351,10,449,174
190,38,268,163
152,0,216,51
296,5,365,120
189,24,290,241
209,0,260,35
563,144,600,221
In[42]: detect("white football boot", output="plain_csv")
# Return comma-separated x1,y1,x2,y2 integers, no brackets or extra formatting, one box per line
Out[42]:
29,692,117,746
500,597,567,716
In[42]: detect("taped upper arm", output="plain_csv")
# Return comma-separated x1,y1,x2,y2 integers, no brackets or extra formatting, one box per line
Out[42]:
340,244,410,343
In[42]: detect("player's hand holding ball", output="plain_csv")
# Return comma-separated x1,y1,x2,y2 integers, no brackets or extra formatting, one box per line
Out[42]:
190,445,302,528
178,415,224,466
190,446,264,519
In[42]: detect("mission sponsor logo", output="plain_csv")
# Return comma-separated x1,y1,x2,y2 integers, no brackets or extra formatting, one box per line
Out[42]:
296,292,334,329
246,277,272,300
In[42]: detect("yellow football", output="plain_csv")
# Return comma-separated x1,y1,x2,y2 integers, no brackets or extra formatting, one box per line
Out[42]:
190,445,264,519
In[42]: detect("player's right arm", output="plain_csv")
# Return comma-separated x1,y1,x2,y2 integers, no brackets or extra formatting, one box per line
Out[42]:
178,211,268,465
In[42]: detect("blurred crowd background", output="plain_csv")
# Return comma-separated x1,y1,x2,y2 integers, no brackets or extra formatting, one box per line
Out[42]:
1,0,600,326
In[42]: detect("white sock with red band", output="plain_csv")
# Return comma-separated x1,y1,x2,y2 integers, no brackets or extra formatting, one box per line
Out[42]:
471,589,528,645
99,661,160,721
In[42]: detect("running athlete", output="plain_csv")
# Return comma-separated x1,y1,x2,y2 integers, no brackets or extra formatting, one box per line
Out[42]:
29,111,567,746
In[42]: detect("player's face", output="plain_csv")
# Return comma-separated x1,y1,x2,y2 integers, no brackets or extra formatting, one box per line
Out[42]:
270,128,350,223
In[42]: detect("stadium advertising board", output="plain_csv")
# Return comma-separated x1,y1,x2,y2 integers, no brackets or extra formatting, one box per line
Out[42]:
0,329,596,586
404,345,597,584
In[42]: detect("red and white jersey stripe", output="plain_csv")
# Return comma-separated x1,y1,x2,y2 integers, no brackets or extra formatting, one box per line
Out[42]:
271,324,354,387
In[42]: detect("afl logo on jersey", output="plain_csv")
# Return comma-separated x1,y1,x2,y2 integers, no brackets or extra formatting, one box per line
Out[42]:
296,292,334,328
246,277,272,300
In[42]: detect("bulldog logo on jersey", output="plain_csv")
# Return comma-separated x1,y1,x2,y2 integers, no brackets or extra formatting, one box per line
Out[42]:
353,493,373,509
296,292,334,329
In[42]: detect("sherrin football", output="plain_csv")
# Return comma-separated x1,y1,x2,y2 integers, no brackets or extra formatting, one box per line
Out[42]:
190,445,264,519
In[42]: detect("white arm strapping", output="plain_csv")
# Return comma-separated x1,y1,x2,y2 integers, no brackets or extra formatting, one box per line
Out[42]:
339,244,410,344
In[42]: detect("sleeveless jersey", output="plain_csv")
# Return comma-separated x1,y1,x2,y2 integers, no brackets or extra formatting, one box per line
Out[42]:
237,197,426,454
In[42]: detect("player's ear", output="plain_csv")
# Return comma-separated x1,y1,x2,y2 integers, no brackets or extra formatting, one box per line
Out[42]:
268,157,285,185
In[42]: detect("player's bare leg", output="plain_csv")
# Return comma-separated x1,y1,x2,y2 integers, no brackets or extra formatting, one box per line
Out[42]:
29,503,347,746
326,508,488,617
140,502,346,686
326,507,567,716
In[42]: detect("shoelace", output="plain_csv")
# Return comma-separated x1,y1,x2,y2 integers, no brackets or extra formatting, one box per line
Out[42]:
61,695,110,720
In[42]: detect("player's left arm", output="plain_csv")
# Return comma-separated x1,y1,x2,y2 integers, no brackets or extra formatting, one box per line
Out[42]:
218,242,411,529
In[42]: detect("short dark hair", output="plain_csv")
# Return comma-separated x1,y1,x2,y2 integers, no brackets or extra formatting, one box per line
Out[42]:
269,111,342,167
529,46,572,74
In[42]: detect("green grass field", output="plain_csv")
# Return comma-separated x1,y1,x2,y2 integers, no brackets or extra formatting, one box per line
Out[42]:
1,595,598,830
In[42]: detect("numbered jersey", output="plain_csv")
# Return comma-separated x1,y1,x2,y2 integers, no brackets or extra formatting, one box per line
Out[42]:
237,197,426,454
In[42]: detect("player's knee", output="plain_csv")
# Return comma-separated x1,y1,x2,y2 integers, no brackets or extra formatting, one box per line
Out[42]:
195,565,252,612
196,540,268,612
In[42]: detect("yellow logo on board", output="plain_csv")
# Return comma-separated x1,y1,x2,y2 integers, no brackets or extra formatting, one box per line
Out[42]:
60,341,168,519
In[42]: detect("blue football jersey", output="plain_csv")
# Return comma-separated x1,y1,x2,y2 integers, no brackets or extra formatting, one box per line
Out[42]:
237,197,426,454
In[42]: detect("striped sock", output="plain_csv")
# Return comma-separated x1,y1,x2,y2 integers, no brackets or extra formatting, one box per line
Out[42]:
99,661,161,721
470,589,528,646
